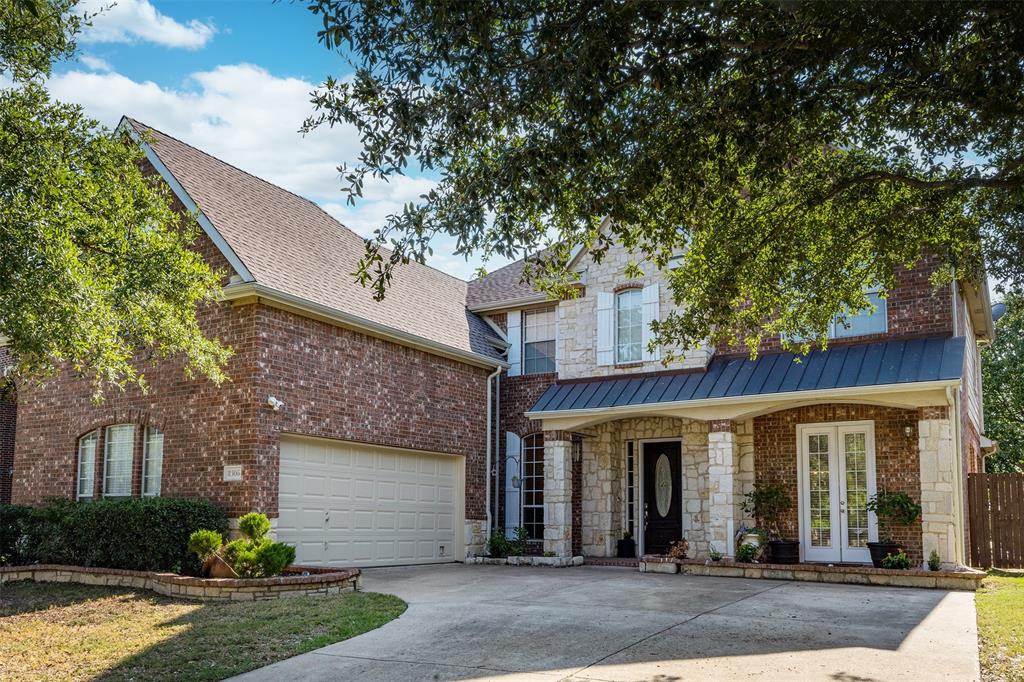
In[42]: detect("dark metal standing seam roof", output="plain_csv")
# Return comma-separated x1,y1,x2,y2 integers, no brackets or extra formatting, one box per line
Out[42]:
528,336,966,414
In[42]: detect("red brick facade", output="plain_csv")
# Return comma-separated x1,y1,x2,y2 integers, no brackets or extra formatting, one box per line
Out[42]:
718,253,954,355
754,403,925,565
0,348,15,505
11,233,492,522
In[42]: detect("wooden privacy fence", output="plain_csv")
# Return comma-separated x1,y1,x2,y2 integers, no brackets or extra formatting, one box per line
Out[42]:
969,473,1024,568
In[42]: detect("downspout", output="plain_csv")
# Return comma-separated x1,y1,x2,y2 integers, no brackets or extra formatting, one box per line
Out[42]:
484,365,502,543
946,385,967,567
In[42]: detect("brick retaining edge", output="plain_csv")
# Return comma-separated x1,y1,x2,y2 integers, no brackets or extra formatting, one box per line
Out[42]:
638,555,985,591
0,564,361,601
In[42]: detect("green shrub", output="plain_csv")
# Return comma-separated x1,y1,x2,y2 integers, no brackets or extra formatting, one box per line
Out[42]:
881,550,911,570
928,549,942,571
238,511,271,541
3,497,227,574
507,527,528,557
867,490,922,542
254,539,296,576
218,513,295,578
735,542,759,563
487,528,509,558
0,504,33,565
187,529,223,561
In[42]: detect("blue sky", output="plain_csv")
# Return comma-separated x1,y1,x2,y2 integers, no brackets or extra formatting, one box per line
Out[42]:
50,0,511,280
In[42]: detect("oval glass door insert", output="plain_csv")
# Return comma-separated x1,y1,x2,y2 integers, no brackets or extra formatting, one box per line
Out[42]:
655,454,672,517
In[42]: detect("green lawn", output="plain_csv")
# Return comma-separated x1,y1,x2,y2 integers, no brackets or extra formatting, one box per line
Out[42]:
0,580,406,682
977,570,1024,681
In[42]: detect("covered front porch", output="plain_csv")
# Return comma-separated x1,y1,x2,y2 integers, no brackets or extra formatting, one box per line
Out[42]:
524,338,969,570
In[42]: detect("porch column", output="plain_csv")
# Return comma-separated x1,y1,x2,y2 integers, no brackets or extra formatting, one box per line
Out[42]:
543,431,573,557
918,407,959,568
708,420,738,558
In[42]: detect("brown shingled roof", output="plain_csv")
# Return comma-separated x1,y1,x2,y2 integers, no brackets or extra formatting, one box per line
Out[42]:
466,257,546,310
125,118,502,362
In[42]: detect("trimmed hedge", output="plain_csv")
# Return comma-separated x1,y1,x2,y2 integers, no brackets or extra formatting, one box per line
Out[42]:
0,497,228,575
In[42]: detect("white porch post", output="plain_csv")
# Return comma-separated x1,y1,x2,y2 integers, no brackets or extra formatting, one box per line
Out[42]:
708,420,738,558
918,406,959,569
544,431,573,557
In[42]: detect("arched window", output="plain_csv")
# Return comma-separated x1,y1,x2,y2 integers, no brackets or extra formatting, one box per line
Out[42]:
103,424,135,497
522,433,545,541
142,426,164,497
76,431,97,500
616,288,643,363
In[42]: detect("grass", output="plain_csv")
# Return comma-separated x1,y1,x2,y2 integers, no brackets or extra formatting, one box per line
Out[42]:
0,580,406,682
977,570,1024,682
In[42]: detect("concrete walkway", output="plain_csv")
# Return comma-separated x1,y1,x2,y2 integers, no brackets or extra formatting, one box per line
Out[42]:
233,564,979,682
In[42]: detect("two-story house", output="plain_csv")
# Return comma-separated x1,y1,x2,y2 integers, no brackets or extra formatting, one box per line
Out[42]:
2,118,994,571
472,235,994,569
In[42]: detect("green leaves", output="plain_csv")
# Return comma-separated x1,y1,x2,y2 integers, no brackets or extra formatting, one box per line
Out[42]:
982,295,1024,472
0,85,231,396
0,0,230,396
306,1,1021,351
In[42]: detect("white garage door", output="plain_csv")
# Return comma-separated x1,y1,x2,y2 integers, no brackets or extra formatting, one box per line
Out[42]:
278,435,463,567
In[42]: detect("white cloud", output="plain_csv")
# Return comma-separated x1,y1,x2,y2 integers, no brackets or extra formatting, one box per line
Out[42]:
45,63,511,279
78,0,216,49
78,54,111,72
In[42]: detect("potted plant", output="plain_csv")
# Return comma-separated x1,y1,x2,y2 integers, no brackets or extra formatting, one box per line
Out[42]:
866,489,922,568
743,483,799,564
617,531,636,558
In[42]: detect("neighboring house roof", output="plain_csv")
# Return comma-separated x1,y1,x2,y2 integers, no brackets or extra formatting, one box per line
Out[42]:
529,336,966,415
466,257,546,311
122,118,503,365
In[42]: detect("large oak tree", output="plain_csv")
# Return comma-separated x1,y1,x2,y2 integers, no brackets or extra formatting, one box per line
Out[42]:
307,0,1023,354
1,0,229,397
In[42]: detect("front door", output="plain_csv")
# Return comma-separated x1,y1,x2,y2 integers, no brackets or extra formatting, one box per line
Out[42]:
798,422,878,563
642,441,682,555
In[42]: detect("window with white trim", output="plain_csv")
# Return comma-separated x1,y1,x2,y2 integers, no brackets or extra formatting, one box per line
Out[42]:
76,431,97,500
142,426,163,497
522,433,545,541
616,289,643,363
523,307,556,374
103,424,134,497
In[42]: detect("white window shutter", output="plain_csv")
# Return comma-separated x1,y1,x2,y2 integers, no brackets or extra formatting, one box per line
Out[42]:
596,292,614,366
642,283,660,362
507,310,522,376
504,432,522,533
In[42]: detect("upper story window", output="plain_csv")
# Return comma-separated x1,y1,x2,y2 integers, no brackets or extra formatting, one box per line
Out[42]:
76,431,97,500
832,287,887,338
523,307,556,374
616,289,643,363
103,424,135,497
142,426,164,497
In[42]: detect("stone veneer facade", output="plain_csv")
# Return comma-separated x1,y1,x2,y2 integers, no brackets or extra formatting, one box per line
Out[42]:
556,243,713,380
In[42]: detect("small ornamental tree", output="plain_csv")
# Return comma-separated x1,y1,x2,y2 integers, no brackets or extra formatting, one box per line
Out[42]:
742,484,792,541
866,490,922,543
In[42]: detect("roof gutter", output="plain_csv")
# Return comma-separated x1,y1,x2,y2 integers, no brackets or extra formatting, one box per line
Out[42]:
222,282,507,371
525,379,962,420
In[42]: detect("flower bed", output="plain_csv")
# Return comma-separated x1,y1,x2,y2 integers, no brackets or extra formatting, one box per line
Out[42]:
0,564,360,601
639,555,985,590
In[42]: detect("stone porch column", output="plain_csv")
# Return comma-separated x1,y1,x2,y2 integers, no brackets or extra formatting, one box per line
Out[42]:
918,407,959,569
543,431,573,557
708,420,738,558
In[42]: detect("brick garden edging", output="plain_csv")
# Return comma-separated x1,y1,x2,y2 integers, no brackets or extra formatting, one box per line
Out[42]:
639,555,985,591
0,564,361,601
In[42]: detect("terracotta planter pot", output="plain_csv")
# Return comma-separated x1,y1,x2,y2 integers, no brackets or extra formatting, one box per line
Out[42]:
203,554,239,579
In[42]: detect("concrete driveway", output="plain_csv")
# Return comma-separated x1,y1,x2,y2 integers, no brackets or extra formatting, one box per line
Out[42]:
233,564,979,682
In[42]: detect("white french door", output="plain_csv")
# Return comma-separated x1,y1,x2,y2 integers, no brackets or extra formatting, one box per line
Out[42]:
797,421,878,564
